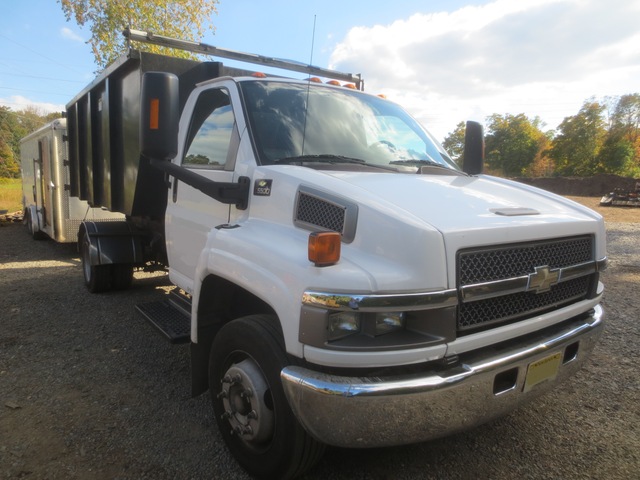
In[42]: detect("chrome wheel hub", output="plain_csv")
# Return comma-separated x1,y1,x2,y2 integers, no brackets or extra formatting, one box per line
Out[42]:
218,358,274,443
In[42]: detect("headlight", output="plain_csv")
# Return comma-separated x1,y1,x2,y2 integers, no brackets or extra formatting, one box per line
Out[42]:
328,312,360,341
374,312,405,336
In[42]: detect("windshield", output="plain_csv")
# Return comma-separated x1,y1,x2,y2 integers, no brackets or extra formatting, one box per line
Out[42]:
239,81,458,172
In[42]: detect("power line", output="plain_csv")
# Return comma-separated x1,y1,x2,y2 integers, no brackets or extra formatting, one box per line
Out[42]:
0,86,73,98
0,71,86,84
0,32,86,75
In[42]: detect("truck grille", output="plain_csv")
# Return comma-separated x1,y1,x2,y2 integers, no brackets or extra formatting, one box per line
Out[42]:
457,236,594,332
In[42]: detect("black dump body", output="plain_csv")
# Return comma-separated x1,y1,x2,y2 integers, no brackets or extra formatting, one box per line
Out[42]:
66,50,223,220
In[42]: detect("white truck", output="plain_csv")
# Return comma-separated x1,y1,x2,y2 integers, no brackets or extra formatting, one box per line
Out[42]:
20,118,123,242
67,29,606,479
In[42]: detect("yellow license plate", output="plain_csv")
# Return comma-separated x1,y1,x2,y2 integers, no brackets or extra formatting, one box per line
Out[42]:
524,352,563,392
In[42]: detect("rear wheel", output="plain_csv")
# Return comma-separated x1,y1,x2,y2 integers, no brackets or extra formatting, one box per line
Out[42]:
81,232,111,293
209,315,325,479
112,264,134,290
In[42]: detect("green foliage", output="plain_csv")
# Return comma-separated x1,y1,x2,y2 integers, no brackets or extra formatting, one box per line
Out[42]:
442,121,466,166
59,0,219,68
0,107,58,179
442,94,640,178
484,114,546,177
548,101,607,176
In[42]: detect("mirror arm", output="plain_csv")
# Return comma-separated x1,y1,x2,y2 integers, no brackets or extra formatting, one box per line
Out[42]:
149,159,249,210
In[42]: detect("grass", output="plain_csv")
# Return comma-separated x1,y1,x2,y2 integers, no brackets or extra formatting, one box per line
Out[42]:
0,178,24,213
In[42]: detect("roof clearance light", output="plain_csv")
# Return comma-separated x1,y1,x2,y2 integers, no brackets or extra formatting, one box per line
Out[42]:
309,77,322,83
344,83,357,89
252,72,267,78
326,80,341,86
377,94,387,99
149,98,160,130
308,231,341,267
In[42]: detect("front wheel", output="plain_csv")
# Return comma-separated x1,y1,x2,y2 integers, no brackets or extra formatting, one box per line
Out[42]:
209,315,325,479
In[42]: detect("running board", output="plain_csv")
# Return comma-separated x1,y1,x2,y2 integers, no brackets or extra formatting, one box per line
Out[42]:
136,291,191,344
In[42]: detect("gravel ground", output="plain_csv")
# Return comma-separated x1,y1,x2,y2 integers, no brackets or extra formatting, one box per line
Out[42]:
1,207,639,479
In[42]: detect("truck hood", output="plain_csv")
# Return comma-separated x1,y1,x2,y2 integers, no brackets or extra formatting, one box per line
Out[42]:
327,171,604,251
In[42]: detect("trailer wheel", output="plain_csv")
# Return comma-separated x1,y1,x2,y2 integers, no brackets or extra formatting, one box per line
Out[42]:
209,315,325,479
112,264,134,290
81,232,111,293
26,210,46,240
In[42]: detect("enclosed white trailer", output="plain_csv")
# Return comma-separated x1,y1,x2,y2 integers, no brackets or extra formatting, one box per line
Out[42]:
20,118,123,242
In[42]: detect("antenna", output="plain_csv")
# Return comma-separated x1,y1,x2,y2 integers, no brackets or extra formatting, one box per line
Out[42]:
300,15,317,157
309,15,317,66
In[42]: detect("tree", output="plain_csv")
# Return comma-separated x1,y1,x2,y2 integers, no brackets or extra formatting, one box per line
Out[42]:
0,107,23,178
442,121,466,167
484,114,545,177
609,94,640,143
548,100,607,176
0,107,60,179
605,94,640,175
59,0,219,68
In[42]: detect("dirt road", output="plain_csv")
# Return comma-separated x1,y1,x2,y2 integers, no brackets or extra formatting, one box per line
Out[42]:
1,199,638,479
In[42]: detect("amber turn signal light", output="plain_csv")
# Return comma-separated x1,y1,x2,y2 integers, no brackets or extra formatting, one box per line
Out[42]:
308,231,341,266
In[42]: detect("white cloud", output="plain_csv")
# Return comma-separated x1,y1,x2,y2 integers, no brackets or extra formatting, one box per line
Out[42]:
329,0,640,140
0,95,65,115
60,27,85,43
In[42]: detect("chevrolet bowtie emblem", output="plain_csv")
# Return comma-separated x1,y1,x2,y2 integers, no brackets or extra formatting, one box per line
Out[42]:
527,265,560,294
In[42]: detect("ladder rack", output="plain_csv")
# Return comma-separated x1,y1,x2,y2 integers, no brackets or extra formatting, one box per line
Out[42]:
123,28,363,90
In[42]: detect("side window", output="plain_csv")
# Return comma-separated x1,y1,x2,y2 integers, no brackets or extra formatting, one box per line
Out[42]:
183,88,235,168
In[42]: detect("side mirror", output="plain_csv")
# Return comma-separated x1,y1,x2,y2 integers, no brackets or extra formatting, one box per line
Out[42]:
141,72,179,161
462,120,484,175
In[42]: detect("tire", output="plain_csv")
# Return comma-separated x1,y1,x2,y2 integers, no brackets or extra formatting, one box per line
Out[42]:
209,315,325,479
112,264,134,290
81,232,112,293
26,211,47,240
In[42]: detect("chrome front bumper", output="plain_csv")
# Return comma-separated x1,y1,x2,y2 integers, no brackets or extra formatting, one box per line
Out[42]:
281,305,603,448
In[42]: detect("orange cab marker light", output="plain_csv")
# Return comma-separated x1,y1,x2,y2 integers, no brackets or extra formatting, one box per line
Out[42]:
309,77,322,83
377,94,387,99
308,231,341,266
252,72,267,78
326,80,341,86
149,98,160,130
344,83,357,89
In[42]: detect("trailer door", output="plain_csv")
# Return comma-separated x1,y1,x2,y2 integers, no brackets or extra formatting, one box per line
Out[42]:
40,137,55,230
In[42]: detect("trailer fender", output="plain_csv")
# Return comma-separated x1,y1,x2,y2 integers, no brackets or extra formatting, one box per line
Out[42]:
78,220,145,267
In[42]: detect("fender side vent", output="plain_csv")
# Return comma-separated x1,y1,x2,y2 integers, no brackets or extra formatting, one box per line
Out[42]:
294,186,358,243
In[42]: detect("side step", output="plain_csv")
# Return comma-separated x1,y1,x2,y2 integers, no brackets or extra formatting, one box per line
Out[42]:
136,290,191,344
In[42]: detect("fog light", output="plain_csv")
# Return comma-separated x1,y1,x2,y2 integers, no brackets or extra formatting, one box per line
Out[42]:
374,312,405,336
328,312,360,341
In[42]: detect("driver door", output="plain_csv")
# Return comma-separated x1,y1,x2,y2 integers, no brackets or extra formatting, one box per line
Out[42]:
165,85,240,293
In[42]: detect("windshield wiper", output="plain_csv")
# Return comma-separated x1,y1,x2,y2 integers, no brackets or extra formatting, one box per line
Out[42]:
390,159,468,176
389,159,447,168
274,154,367,165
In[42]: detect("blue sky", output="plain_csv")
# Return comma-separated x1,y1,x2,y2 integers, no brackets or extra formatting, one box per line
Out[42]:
1,0,639,141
